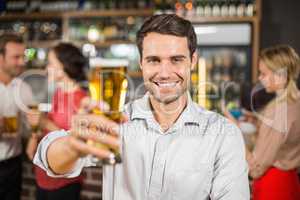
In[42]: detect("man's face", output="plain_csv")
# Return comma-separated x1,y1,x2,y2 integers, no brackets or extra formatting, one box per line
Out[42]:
140,32,197,104
0,42,25,77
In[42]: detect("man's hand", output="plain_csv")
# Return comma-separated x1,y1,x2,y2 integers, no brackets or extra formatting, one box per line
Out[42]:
68,113,121,159
46,97,128,174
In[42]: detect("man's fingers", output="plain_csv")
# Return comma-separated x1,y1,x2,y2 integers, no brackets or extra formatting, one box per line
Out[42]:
74,130,120,149
68,136,113,159
79,97,110,114
72,114,119,135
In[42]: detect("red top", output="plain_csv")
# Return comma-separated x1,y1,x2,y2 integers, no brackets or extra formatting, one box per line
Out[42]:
35,88,87,190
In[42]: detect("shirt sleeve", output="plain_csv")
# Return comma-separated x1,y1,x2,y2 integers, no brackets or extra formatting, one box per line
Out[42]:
249,103,292,178
210,123,250,200
33,130,97,178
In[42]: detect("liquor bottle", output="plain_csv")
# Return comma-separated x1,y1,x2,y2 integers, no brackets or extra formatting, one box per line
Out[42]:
190,71,198,103
196,0,205,17
220,0,229,16
245,0,254,16
175,0,184,17
185,0,195,17
212,0,221,17
154,0,163,14
236,0,245,16
6,0,27,12
203,0,212,17
228,0,237,16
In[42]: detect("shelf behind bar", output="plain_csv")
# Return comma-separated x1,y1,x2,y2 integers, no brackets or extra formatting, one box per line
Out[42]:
26,40,61,48
0,9,153,20
186,16,258,23
65,9,153,18
0,12,63,20
73,40,136,48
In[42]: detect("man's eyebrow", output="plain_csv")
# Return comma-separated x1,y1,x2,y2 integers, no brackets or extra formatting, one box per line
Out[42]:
144,56,160,60
145,55,187,59
170,55,187,59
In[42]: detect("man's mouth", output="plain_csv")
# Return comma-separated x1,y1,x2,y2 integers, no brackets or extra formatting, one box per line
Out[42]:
153,81,180,88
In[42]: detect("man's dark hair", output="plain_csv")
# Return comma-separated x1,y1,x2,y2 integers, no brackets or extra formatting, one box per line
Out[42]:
0,33,23,55
136,14,197,59
52,43,87,83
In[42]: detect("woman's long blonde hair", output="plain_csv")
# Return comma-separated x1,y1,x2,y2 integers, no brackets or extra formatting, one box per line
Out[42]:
260,45,300,103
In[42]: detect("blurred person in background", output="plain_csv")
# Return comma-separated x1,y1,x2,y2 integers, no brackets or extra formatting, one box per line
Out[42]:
246,45,300,200
0,33,33,200
26,43,88,200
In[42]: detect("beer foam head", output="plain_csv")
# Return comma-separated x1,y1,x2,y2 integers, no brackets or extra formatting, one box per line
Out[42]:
38,103,52,113
89,58,129,68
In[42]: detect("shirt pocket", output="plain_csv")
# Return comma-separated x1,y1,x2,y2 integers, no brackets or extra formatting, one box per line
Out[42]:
170,164,212,200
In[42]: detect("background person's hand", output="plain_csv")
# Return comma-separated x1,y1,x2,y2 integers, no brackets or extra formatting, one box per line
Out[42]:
26,134,38,160
0,117,3,135
26,109,41,129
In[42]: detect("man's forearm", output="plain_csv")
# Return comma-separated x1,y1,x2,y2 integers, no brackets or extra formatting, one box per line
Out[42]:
47,136,81,175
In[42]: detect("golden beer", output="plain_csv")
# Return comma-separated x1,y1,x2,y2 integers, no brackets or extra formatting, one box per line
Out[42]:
3,116,18,135
88,58,129,164
28,104,40,132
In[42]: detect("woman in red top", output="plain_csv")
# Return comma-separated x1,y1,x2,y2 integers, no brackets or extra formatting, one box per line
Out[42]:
26,43,88,200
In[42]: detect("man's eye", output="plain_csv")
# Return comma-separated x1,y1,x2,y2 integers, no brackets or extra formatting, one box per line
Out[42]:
171,58,184,63
147,59,160,64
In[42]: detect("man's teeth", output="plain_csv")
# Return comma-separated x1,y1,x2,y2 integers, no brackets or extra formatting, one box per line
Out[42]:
156,82,177,87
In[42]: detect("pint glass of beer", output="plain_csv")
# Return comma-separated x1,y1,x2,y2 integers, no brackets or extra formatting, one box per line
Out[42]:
88,58,129,165
2,114,19,137
28,104,39,132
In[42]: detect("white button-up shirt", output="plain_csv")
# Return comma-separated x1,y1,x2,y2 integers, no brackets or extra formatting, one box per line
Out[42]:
0,78,33,161
34,93,250,200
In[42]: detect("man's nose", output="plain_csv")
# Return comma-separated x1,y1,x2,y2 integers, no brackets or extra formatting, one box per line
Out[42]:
19,56,25,67
159,60,172,78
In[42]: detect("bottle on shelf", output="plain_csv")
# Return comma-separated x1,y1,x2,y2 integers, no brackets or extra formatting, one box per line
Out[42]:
175,0,185,17
237,0,246,16
195,0,205,17
185,0,195,17
220,0,229,17
228,0,237,16
5,0,27,12
245,0,255,16
212,0,221,17
203,0,212,17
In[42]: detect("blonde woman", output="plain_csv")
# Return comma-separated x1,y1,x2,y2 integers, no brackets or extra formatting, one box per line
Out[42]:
247,45,300,200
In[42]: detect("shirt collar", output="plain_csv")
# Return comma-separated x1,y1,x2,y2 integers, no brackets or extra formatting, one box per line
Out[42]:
0,78,20,87
130,92,209,131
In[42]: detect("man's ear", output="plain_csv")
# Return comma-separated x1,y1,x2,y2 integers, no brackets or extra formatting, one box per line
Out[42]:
191,52,198,70
139,59,143,70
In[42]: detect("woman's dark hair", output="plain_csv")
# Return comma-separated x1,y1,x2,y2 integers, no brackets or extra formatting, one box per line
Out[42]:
52,43,87,83
136,14,197,60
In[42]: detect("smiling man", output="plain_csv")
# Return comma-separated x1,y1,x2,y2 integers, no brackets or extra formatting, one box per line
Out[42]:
34,14,250,200
0,33,33,200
